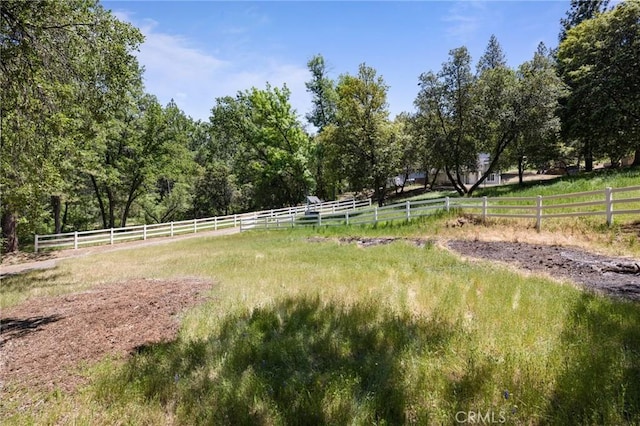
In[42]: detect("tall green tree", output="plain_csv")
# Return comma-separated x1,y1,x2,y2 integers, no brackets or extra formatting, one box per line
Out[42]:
0,0,143,251
505,43,566,184
557,0,612,171
467,37,520,195
209,85,312,210
305,54,340,200
558,0,640,168
331,63,400,206
415,47,477,195
305,54,338,131
559,0,610,42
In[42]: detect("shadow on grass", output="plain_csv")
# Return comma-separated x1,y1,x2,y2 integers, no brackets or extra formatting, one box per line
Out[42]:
0,269,68,297
546,293,640,424
95,296,463,424
0,315,62,346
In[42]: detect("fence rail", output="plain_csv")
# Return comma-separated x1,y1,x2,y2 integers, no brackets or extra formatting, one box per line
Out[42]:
242,186,640,232
34,198,372,252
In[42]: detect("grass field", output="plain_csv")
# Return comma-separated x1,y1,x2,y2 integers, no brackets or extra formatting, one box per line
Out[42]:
2,167,640,425
2,209,640,424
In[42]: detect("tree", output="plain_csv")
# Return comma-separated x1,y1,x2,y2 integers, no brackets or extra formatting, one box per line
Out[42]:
305,54,338,131
305,54,340,200
505,43,566,184
209,85,312,210
557,0,640,168
0,0,143,251
331,64,401,206
138,100,198,223
557,0,612,171
559,0,610,42
415,47,477,196
467,37,520,195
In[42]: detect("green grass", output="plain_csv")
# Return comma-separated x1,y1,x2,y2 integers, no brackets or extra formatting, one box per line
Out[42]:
474,167,640,198
3,222,640,425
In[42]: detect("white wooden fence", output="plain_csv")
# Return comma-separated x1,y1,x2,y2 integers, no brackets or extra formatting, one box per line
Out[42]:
34,198,372,252
241,186,640,232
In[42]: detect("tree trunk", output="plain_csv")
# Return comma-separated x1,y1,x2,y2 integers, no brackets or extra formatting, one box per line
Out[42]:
584,147,593,172
51,195,62,234
633,148,640,167
374,177,385,207
2,210,19,253
445,167,466,196
518,157,525,186
106,187,116,229
429,168,441,190
61,201,69,233
90,175,108,229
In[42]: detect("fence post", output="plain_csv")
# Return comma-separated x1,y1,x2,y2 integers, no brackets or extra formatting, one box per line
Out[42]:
318,214,322,227
369,199,372,207
234,215,238,227
374,207,378,223
143,224,147,240
482,197,488,222
170,222,174,237
353,199,356,209
34,235,39,253
605,187,613,226
194,219,197,233
536,195,543,232
214,216,218,231
445,197,450,212
346,211,350,226
74,231,78,250
406,201,411,220
110,228,114,245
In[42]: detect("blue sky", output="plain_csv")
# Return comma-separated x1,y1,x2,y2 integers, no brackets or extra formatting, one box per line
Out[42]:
103,1,571,125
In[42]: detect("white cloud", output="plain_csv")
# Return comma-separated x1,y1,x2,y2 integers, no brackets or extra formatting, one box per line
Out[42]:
113,10,311,122
442,1,489,43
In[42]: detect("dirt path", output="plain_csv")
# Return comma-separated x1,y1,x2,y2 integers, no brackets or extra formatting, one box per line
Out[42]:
0,227,240,278
447,240,640,301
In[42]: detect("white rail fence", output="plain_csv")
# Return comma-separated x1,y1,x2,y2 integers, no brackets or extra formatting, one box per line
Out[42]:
241,186,640,232
35,198,372,252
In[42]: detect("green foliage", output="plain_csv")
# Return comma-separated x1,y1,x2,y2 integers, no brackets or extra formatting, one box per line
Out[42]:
0,0,144,250
557,0,640,168
415,38,565,196
504,43,567,184
305,54,338,132
330,63,401,206
209,85,313,211
414,47,479,195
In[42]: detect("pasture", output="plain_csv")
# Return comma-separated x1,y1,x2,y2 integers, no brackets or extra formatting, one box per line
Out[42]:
2,210,640,424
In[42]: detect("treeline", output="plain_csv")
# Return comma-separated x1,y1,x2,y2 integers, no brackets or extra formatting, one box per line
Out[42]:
1,0,639,252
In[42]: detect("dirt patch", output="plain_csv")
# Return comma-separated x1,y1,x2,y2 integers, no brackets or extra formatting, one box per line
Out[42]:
308,236,434,248
0,278,213,393
447,240,640,301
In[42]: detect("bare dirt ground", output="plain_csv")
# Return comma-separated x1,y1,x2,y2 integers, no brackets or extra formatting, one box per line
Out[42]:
0,278,213,395
311,236,640,301
447,240,640,301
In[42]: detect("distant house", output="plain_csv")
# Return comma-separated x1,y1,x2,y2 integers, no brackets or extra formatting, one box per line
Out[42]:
394,153,501,188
